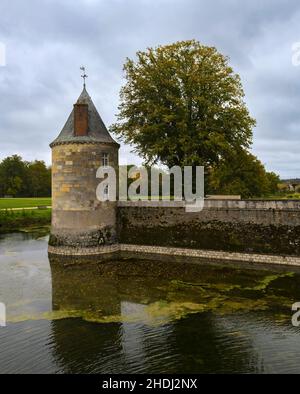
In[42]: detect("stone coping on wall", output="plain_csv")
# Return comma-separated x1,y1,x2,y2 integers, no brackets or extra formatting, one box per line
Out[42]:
117,200,300,210
48,243,300,267
48,244,120,256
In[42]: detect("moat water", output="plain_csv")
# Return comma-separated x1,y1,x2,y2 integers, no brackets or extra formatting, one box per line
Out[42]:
1,230,300,373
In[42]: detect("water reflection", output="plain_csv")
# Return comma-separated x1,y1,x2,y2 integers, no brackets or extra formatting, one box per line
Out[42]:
49,258,179,373
1,232,300,373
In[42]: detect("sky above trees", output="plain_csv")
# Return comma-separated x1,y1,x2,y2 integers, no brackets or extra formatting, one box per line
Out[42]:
1,0,300,177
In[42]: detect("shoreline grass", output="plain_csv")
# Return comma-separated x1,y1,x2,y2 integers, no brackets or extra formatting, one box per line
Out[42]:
0,208,51,234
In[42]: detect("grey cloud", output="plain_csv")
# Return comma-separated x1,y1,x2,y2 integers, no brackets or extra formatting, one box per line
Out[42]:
0,0,300,177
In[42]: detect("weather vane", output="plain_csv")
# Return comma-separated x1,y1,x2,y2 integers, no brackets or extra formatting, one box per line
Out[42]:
80,66,88,88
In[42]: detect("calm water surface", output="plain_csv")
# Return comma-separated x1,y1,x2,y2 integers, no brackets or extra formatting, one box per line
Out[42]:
1,231,300,373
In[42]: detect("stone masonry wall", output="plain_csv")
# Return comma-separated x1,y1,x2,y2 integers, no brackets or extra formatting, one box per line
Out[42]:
50,142,119,247
117,200,300,256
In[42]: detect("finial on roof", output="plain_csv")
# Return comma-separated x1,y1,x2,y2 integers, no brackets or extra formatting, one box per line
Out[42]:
80,66,88,88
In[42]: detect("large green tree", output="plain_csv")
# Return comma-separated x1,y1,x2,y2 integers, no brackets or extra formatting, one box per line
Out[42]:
111,40,256,168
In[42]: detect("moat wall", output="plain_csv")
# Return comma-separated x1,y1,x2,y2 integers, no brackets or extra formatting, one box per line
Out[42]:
117,200,300,256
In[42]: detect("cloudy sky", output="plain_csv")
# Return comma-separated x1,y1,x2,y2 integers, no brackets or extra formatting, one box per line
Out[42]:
0,0,300,178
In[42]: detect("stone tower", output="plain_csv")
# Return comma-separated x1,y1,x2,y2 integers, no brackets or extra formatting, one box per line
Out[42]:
49,86,119,251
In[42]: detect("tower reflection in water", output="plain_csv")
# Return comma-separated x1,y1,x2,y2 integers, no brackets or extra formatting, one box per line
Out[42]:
49,256,178,373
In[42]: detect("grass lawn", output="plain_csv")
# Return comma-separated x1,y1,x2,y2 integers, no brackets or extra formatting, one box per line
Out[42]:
0,197,52,209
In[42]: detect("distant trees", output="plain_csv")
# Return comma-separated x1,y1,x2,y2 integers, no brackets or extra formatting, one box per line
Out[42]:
209,150,280,198
0,155,51,197
27,160,51,197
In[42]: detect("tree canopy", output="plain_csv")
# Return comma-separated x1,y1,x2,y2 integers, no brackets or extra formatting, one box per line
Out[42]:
111,40,280,198
111,40,256,168
0,155,51,197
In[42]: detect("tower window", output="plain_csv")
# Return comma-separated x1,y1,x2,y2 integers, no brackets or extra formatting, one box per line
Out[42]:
102,153,109,167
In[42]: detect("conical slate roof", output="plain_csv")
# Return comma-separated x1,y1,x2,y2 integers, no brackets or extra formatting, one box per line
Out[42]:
50,87,119,147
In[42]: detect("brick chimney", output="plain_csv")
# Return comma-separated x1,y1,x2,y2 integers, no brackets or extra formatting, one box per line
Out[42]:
74,103,88,136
